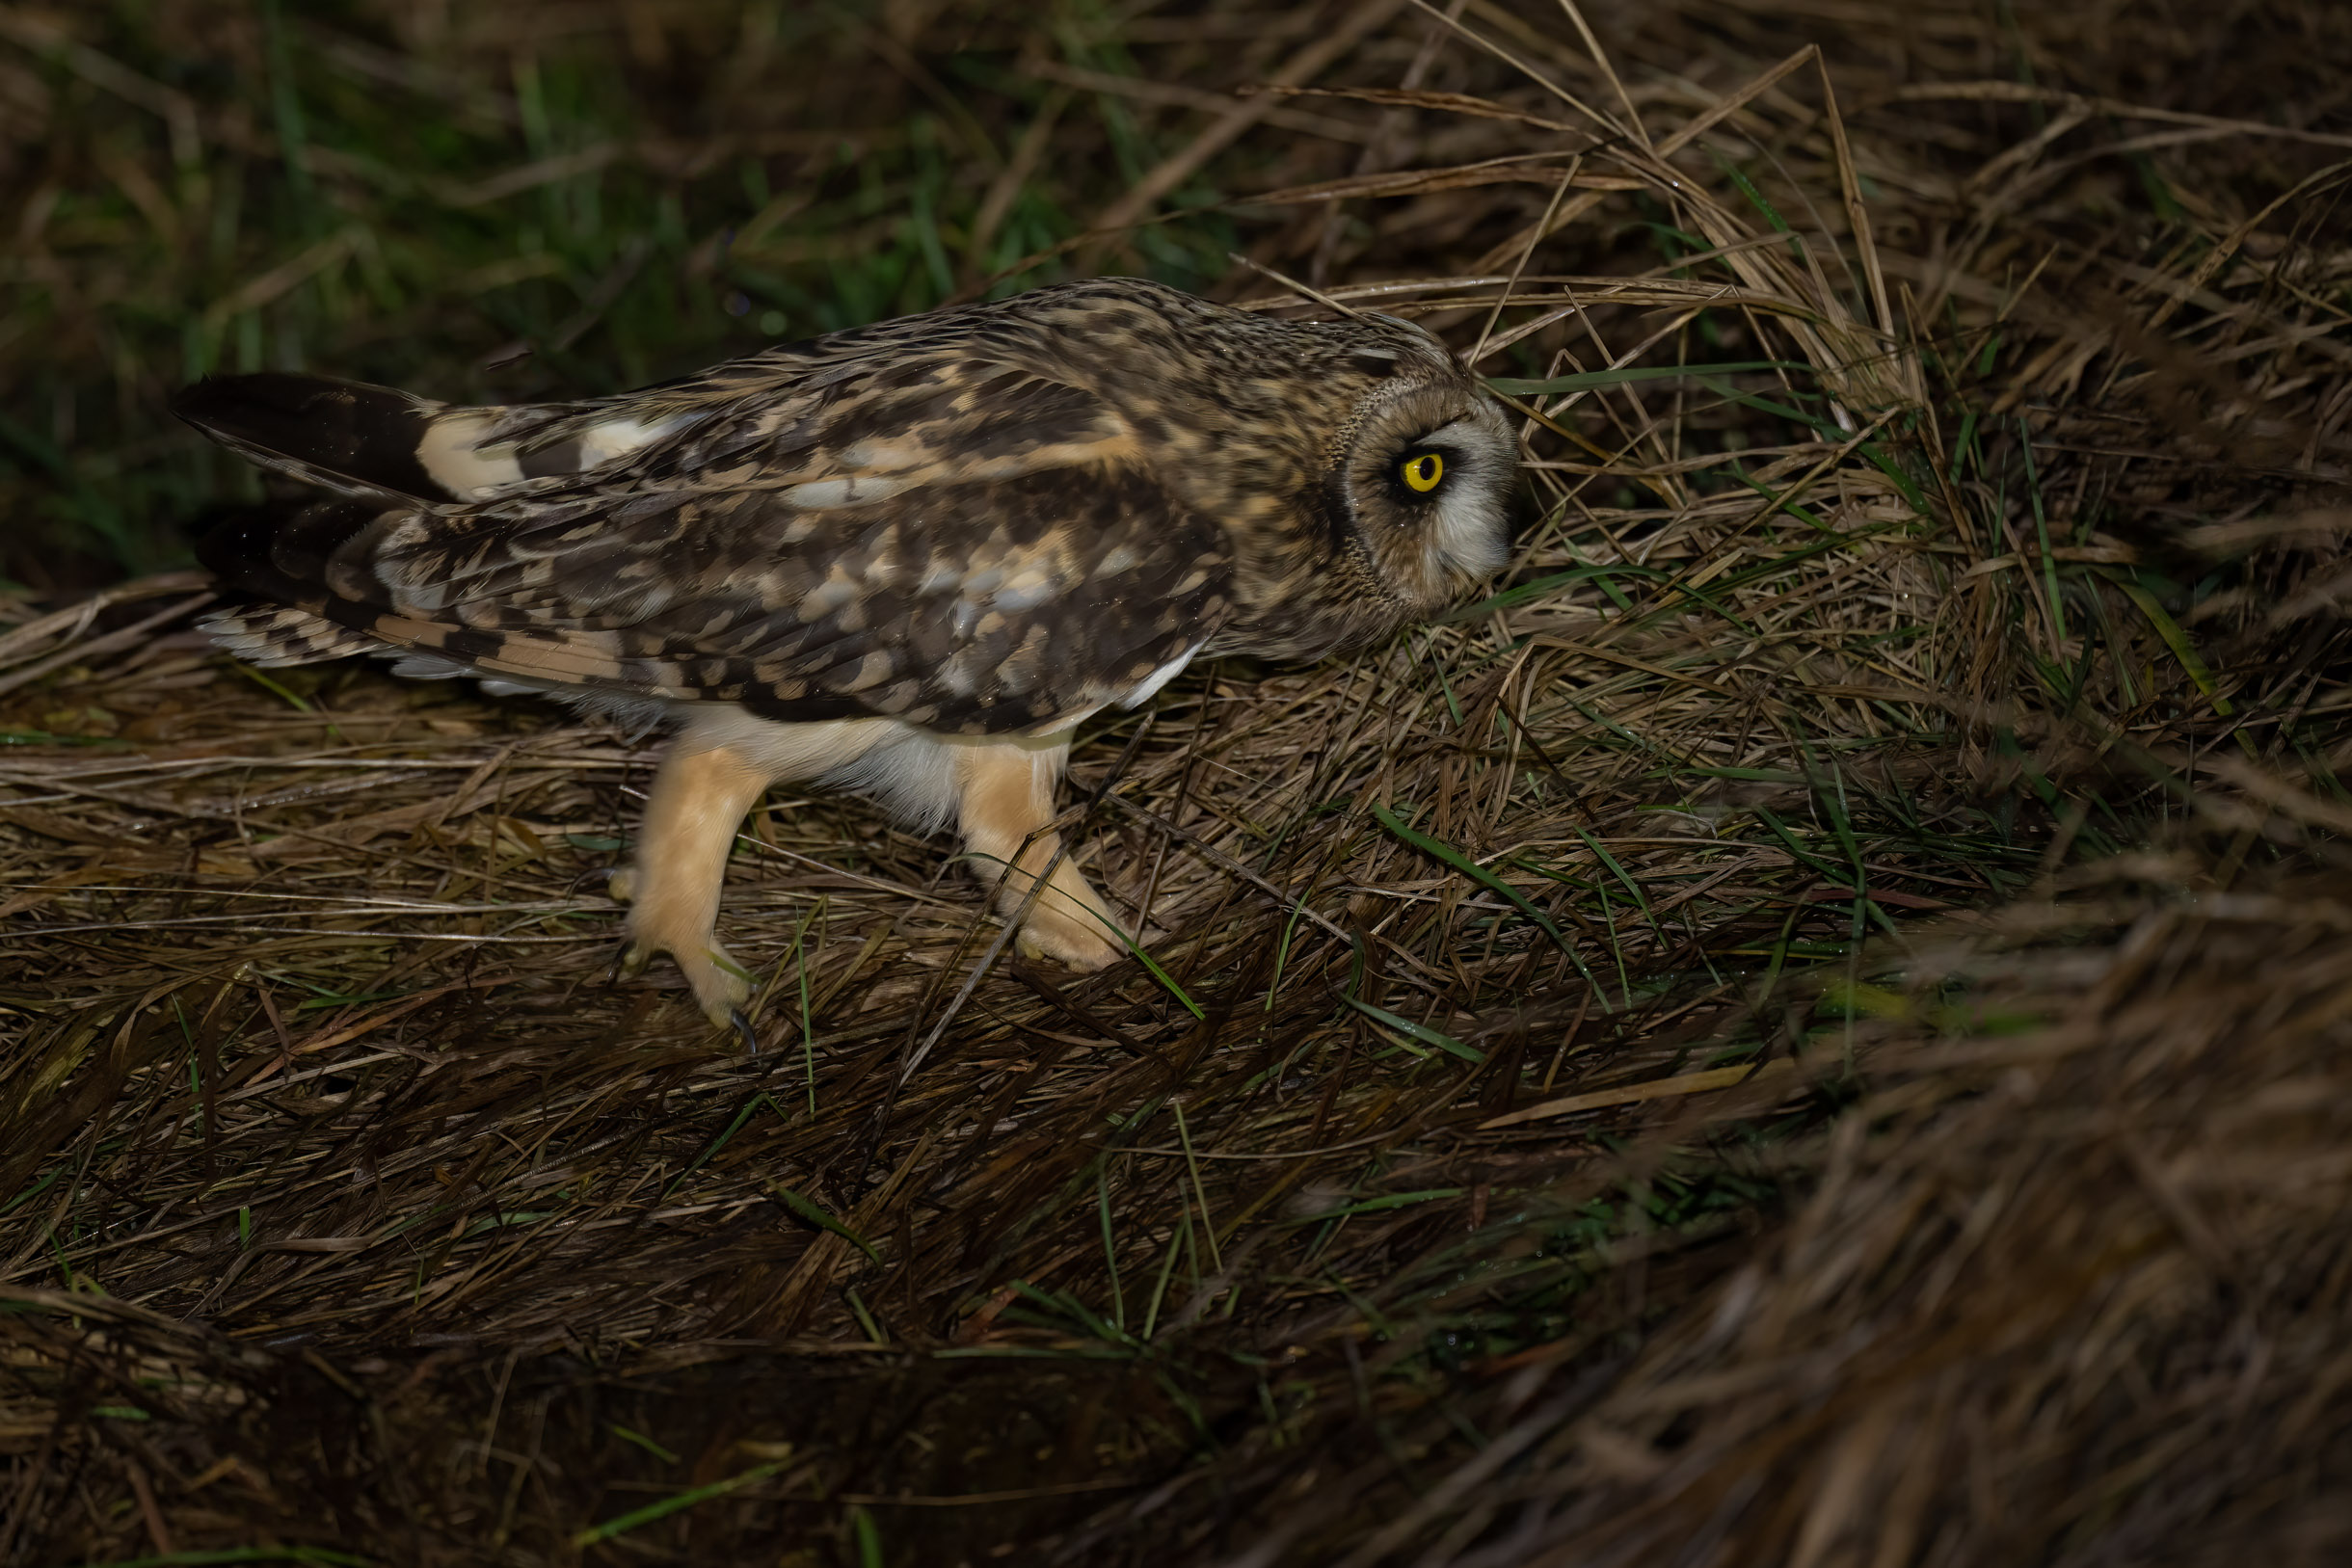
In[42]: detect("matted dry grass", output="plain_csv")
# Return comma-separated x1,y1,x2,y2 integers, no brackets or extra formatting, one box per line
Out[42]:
4,2,2351,1563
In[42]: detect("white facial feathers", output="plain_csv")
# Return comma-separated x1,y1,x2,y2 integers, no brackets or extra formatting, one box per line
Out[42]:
1419,411,1515,578
1337,382,1517,598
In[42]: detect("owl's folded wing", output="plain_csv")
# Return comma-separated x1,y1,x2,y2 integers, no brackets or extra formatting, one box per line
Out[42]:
183,364,1233,734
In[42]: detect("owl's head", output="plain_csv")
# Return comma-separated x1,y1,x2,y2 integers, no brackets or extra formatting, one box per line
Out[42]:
1035,279,1520,657
1323,320,1517,615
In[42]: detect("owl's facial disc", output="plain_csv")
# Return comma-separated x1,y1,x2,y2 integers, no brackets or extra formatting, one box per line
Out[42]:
1337,385,1516,609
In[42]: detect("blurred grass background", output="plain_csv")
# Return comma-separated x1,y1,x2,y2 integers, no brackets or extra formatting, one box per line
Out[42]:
1,0,1295,588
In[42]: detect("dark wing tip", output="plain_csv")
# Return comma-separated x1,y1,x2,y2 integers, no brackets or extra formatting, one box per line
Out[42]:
172,372,458,503
193,494,389,603
189,499,289,584
170,371,363,440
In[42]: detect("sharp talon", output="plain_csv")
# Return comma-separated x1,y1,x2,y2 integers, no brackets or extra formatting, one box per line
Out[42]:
727,1007,761,1055
612,941,649,983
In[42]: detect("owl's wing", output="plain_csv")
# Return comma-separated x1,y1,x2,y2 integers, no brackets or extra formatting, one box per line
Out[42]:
180,355,1232,734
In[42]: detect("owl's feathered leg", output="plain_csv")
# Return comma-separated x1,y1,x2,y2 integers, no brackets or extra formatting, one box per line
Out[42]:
611,739,778,1027
953,735,1127,970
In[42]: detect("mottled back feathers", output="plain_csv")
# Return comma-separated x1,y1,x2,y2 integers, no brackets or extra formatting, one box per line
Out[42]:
184,278,1515,735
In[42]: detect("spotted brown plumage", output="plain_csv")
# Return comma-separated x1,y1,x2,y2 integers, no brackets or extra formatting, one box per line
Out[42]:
180,277,1517,1035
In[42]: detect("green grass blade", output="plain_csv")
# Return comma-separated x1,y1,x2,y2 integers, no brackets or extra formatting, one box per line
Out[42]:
1858,439,1933,515
1345,994,1483,1064
1751,806,1846,883
1010,1279,1137,1349
668,1093,782,1196
1282,1187,1465,1225
2019,416,2068,646
2110,577,2232,714
569,1458,792,1548
1096,1165,1125,1331
1372,804,1565,953
1123,937,1207,1019
1442,563,1659,623
1373,804,1613,1000
850,1505,884,1568
607,1422,680,1464
765,1184,881,1264
1486,360,1802,396
1733,468,1838,536
1568,826,1654,921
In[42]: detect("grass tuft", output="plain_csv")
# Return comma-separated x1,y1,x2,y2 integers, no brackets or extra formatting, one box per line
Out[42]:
3,0,2351,1563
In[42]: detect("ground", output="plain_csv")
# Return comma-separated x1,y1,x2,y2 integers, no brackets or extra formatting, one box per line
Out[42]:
3,2,2351,1564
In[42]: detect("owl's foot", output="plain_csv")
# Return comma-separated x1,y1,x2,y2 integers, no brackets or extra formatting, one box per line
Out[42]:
1008,882,1129,972
616,736,776,1033
953,731,1131,974
618,913,755,1027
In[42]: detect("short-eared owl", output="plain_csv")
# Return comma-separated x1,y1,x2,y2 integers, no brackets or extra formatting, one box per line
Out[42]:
179,278,1515,1034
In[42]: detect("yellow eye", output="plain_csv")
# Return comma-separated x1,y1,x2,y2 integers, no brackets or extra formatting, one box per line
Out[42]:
1401,451,1444,492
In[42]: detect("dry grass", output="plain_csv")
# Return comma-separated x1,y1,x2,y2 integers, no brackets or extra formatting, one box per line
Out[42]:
4,1,2351,1564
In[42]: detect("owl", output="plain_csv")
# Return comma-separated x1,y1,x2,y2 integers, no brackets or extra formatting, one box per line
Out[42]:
178,278,1515,1038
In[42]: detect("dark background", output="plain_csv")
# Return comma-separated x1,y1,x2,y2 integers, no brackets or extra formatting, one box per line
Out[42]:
3,3,2351,1565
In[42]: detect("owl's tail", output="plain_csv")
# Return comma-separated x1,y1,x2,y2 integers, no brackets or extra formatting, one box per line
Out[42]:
191,498,520,681
191,495,535,680
172,372,696,504
174,372,543,502
175,371,693,672
187,496,396,668
170,372,563,672
199,602,382,668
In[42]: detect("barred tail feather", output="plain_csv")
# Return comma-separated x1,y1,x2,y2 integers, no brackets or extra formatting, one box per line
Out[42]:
199,605,388,668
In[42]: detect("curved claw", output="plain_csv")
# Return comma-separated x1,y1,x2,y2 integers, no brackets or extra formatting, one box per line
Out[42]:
610,940,650,985
727,1006,761,1056
1010,909,1126,972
